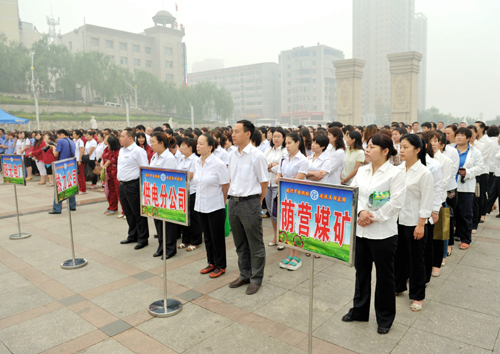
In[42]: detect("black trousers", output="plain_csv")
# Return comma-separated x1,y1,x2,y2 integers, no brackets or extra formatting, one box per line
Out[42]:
424,223,434,283
486,176,500,215
395,224,427,301
87,160,98,184
198,208,227,269
473,174,489,228
446,189,457,246
347,235,397,329
181,193,203,246
154,219,177,258
488,172,495,194
119,180,149,245
456,192,474,244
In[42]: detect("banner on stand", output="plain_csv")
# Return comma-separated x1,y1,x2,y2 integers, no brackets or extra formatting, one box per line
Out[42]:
52,157,79,203
277,178,358,266
140,167,190,226
1,155,26,185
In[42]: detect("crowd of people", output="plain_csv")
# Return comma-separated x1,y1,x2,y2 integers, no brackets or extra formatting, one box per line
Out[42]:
1,118,499,334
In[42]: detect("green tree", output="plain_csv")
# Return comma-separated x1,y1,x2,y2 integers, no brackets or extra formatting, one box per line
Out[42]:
214,86,234,120
0,34,30,93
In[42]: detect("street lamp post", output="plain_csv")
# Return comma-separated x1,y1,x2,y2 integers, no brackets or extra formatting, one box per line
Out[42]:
31,53,40,130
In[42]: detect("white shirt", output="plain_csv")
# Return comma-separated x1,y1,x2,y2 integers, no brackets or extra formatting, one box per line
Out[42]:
351,160,406,239
213,145,229,165
117,143,149,182
228,143,269,197
227,145,237,154
95,142,105,160
433,151,453,203
177,153,199,195
173,149,182,166
307,151,331,182
150,149,176,169
193,154,229,213
277,151,309,179
258,139,270,153
328,147,345,185
398,160,434,226
475,135,492,175
426,154,444,212
85,139,97,160
74,138,84,161
456,144,485,193
443,145,459,191
15,139,30,156
264,145,286,187
488,136,499,174
146,134,151,146
494,150,500,177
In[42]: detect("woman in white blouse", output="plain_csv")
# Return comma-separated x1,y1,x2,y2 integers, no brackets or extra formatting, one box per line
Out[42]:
177,138,203,252
395,134,434,312
84,130,98,188
150,132,178,260
327,127,346,185
15,131,32,180
341,131,365,186
275,132,309,271
306,134,331,182
264,128,287,249
342,134,406,335
72,130,86,194
193,133,230,278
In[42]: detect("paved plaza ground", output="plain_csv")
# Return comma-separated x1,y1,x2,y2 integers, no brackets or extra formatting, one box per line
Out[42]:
1,176,500,353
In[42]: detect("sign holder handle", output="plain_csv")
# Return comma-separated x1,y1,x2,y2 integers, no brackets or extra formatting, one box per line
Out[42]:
61,199,88,269
9,184,31,240
308,255,315,354
148,220,182,317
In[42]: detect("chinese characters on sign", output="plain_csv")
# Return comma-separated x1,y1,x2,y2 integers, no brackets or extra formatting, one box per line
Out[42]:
1,155,25,185
278,179,357,265
52,158,79,203
140,168,189,226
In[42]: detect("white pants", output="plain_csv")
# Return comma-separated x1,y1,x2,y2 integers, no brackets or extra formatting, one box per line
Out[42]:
36,160,47,176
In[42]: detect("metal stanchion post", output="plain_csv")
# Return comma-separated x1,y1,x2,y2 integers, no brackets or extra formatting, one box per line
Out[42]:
308,256,315,354
61,199,88,269
148,220,182,317
9,184,31,240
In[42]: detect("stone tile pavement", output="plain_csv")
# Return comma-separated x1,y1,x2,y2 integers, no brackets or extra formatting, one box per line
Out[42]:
1,176,500,353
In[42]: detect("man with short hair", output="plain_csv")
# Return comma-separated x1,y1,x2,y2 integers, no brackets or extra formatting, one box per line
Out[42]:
437,122,444,131
411,122,420,133
162,123,171,131
228,120,269,295
118,128,150,249
459,122,467,128
421,122,432,133
49,130,77,214
145,126,153,141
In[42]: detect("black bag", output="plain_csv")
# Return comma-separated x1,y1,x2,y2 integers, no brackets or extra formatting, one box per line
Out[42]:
81,154,90,164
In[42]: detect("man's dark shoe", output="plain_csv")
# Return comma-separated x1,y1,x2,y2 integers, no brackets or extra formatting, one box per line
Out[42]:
48,210,61,215
70,208,76,211
342,314,353,322
161,254,174,260
496,214,500,218
246,283,261,295
134,243,148,250
378,327,390,334
153,251,161,257
229,278,250,288
120,239,136,244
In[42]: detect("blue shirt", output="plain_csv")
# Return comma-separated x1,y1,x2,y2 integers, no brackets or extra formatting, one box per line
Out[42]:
456,144,470,181
5,139,15,154
0,135,5,154
55,138,76,160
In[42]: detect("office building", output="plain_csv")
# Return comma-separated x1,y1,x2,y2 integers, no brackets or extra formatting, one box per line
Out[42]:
280,44,345,124
353,0,427,116
60,10,187,88
0,0,41,48
192,59,224,73
188,62,281,122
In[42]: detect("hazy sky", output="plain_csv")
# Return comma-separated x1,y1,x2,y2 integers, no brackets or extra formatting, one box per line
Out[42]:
19,0,499,120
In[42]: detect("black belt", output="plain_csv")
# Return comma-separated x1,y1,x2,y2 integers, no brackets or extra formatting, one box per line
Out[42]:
229,194,259,202
119,178,139,185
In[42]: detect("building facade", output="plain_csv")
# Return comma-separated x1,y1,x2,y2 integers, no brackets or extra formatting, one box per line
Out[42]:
60,10,187,89
279,44,345,124
192,59,224,73
0,0,41,48
413,13,427,113
188,63,281,122
353,0,427,117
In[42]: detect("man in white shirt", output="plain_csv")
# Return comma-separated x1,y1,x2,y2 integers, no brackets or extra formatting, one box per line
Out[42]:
118,128,150,249
411,122,420,134
227,120,269,295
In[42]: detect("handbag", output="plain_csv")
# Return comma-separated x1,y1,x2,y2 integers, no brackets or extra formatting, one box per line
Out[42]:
475,182,480,198
433,207,450,241
93,165,103,176
81,154,90,164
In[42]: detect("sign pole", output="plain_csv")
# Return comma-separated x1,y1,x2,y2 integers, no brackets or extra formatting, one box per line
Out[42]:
149,220,182,317
9,184,31,239
308,256,315,354
61,197,88,269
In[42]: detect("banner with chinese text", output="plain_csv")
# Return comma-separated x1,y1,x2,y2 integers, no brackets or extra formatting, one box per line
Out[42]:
140,167,189,226
52,157,79,203
1,155,26,185
278,178,358,265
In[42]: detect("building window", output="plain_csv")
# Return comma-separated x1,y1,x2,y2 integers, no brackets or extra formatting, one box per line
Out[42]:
145,47,152,54
146,60,152,68
91,38,99,46
164,47,173,55
134,59,140,66
133,45,140,53
120,57,128,65
165,74,174,81
105,40,113,49
165,60,173,68
120,42,127,50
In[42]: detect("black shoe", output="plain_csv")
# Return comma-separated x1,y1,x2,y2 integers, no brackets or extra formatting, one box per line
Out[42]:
134,243,148,250
479,220,484,224
454,236,461,241
161,254,174,260
153,251,162,257
48,210,61,215
496,214,500,218
378,327,390,334
70,208,76,211
341,314,353,322
229,278,250,288
120,239,136,244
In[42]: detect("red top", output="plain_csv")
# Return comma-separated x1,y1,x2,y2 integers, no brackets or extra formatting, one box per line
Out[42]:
140,144,154,163
102,147,120,177
31,141,46,160
43,146,56,165
81,136,88,145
